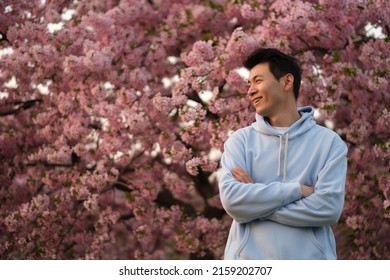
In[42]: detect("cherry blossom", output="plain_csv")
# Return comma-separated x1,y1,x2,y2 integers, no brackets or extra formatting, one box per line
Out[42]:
0,0,389,260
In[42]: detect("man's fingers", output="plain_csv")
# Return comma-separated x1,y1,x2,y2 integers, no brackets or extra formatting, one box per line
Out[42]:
231,169,246,182
231,167,255,183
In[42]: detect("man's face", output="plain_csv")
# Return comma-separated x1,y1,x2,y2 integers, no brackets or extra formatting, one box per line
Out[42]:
247,62,286,118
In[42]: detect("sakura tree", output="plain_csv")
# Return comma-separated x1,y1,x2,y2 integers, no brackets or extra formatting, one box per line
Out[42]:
0,0,389,259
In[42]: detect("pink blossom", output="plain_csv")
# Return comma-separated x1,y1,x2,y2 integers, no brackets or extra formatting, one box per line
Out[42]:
84,49,111,73
185,157,202,176
0,0,389,260
240,4,264,20
225,70,248,93
152,93,174,114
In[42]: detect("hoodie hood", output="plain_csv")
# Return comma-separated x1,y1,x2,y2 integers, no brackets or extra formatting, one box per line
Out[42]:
251,106,316,180
251,106,316,139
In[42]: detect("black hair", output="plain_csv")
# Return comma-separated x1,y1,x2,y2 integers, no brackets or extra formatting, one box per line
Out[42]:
243,48,302,100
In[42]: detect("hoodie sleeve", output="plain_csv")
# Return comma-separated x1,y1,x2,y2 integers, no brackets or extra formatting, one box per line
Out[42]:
266,139,347,227
219,131,302,224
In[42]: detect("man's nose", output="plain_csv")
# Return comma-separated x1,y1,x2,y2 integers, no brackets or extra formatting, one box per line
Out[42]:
247,85,256,97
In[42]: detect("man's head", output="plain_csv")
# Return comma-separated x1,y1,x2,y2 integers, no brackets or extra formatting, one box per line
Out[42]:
243,48,302,100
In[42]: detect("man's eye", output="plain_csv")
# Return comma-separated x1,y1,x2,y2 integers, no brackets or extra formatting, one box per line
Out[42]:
256,80,262,84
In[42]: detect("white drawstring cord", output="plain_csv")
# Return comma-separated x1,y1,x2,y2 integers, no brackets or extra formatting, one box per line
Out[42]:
283,133,289,181
277,135,282,177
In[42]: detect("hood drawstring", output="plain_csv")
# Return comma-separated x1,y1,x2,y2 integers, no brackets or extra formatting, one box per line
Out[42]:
283,133,289,181
277,136,282,178
277,133,289,181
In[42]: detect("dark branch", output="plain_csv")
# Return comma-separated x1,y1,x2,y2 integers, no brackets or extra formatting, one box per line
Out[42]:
192,170,215,200
155,188,197,216
190,170,226,219
119,213,135,221
0,31,11,45
26,161,73,168
293,36,331,56
0,99,43,117
112,181,132,192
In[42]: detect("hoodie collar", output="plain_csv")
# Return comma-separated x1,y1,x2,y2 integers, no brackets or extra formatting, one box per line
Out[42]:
251,106,316,139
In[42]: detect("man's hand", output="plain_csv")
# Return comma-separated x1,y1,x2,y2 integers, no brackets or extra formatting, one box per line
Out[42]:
300,184,314,198
231,167,255,183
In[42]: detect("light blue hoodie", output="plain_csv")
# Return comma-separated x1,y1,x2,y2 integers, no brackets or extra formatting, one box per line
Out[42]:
219,106,348,260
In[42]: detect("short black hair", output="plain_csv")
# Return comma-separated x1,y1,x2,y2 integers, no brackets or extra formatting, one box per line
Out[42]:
243,48,302,100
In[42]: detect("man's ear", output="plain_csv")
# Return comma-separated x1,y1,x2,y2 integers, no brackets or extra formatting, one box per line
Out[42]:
283,73,294,92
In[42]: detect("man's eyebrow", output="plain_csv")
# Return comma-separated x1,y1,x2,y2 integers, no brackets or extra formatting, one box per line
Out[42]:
247,74,264,83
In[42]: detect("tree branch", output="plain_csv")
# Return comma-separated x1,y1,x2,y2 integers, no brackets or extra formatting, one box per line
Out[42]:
155,187,197,216
0,31,12,46
26,161,73,168
385,25,390,37
0,99,43,117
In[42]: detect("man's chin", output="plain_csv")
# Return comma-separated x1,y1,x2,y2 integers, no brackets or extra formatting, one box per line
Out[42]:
255,108,267,116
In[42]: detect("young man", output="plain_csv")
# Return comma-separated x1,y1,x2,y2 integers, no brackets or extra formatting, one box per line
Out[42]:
218,48,348,259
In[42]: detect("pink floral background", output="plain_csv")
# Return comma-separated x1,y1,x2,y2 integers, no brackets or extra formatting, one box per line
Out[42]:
0,0,389,259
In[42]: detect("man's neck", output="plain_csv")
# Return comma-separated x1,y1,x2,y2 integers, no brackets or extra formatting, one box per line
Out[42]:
268,110,301,127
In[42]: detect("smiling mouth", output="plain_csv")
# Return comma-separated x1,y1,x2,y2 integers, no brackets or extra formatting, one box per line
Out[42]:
252,97,262,105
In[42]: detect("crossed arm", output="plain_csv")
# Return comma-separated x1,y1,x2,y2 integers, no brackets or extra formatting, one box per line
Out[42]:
231,167,314,198
219,134,347,227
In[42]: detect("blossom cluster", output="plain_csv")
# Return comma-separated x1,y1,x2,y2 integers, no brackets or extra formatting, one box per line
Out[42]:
0,0,389,259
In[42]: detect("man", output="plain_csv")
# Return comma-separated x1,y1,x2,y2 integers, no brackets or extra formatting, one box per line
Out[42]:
218,48,348,259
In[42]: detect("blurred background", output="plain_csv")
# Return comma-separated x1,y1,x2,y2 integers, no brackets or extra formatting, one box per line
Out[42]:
0,0,389,259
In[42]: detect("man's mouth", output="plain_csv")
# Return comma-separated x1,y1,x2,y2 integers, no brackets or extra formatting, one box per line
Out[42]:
252,97,262,105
